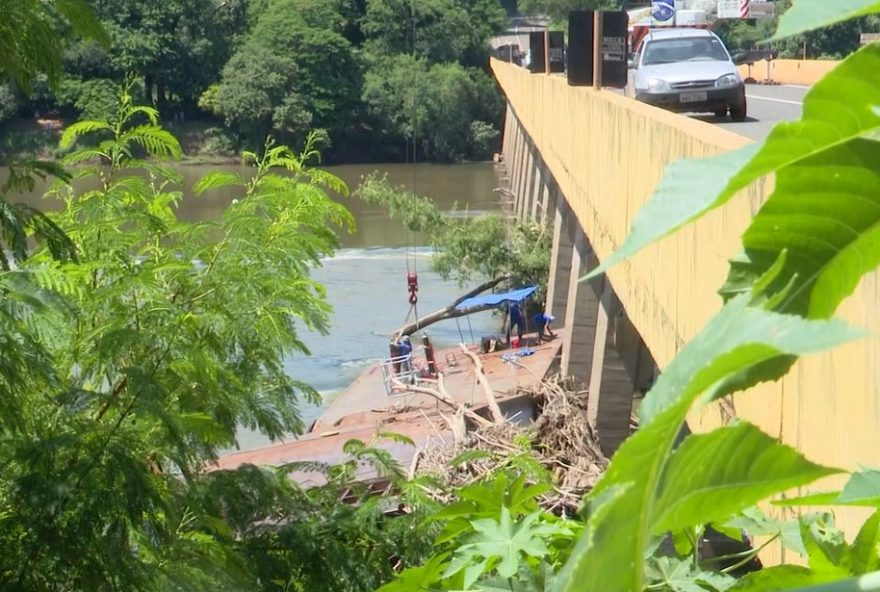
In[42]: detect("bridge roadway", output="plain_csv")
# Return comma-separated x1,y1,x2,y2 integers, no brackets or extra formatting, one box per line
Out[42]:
612,83,808,140
714,84,807,139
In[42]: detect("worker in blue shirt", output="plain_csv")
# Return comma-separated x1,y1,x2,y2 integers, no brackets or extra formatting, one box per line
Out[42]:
507,301,525,346
533,312,556,341
397,335,413,376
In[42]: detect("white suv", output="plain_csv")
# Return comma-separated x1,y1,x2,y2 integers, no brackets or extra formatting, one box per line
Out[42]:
628,28,747,121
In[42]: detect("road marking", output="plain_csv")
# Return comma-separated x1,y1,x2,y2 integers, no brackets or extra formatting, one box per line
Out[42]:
746,94,804,106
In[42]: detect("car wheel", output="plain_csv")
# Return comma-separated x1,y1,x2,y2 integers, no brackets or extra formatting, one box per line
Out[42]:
730,99,747,122
714,107,728,118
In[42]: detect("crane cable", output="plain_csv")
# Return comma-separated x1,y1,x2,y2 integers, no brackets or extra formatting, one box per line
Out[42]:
401,0,419,331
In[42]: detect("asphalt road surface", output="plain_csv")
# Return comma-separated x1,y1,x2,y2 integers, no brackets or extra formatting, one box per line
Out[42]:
697,84,808,140
606,82,808,140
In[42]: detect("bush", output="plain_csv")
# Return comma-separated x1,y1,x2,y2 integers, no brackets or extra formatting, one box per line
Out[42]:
199,126,237,155
468,120,499,161
0,84,21,125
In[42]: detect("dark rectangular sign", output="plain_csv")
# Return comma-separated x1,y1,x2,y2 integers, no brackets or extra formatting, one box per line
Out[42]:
548,31,565,73
528,31,565,74
567,10,629,88
529,31,546,73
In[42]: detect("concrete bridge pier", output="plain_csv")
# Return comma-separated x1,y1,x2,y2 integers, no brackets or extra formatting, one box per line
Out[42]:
587,283,642,455
560,227,602,386
501,106,514,164
550,219,644,456
528,160,555,223
545,199,574,324
500,107,654,456
512,127,529,216
517,139,536,220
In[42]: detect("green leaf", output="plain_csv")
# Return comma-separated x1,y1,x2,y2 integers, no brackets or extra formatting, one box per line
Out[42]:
585,143,760,279
729,566,843,591
775,493,843,507
60,120,113,149
376,552,449,592
450,450,495,467
193,172,244,197
772,0,880,40
839,470,880,505
773,469,880,508
800,513,850,575
725,506,806,554
56,0,109,44
123,125,182,159
772,571,880,592
646,556,736,592
445,508,561,585
652,422,841,533
378,431,416,447
553,295,859,592
851,511,880,575
640,296,862,424
592,44,880,284
721,139,880,318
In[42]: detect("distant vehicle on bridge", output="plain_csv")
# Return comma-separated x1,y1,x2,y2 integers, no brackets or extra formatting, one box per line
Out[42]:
626,28,748,121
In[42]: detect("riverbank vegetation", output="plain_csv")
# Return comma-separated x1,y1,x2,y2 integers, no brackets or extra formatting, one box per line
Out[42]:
356,173,551,290
0,0,509,164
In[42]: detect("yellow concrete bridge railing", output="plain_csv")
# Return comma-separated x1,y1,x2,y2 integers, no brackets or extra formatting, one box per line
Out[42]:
491,57,880,557
737,58,841,85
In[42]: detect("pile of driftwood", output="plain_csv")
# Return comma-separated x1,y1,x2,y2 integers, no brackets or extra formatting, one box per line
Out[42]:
412,374,612,514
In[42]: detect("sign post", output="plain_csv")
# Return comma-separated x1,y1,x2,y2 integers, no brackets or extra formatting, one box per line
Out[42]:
544,30,551,74
592,11,603,89
567,10,629,88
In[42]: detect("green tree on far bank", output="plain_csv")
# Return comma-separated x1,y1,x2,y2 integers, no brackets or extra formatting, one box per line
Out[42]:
360,0,507,162
1,0,510,164
210,0,362,151
362,0,507,66
517,0,619,24
363,55,503,162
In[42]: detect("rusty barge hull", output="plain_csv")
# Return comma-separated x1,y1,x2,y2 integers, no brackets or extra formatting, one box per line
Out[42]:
214,330,565,483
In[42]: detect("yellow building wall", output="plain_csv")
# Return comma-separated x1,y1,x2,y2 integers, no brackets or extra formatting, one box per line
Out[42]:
738,59,840,85
491,59,880,563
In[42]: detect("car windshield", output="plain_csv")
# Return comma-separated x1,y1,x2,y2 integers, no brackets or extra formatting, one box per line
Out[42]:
642,37,729,65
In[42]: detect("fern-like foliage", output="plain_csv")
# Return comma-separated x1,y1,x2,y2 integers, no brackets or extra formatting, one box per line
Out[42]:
0,0,107,93
0,91,360,589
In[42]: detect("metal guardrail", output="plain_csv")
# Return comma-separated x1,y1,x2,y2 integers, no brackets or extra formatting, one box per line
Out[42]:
734,49,778,65
379,348,433,397
735,50,779,84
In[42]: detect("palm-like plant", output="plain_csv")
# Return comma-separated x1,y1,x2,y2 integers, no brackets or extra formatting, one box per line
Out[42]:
0,0,106,268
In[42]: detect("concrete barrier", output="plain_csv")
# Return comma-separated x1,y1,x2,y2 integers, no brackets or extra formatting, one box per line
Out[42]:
737,58,840,85
492,57,880,563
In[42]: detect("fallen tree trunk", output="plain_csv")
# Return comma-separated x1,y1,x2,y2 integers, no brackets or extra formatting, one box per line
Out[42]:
459,344,505,425
395,274,511,338
390,374,494,429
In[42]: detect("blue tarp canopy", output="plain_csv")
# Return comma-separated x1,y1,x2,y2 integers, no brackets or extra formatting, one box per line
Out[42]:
454,285,537,311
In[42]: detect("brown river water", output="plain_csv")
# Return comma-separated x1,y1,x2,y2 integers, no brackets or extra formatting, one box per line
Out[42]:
6,162,507,450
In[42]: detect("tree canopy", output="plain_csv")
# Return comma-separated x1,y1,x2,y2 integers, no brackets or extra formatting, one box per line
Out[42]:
1,0,510,163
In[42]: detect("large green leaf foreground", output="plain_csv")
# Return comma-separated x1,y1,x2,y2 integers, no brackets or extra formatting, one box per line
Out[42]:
587,42,880,310
553,296,859,592
773,0,880,40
